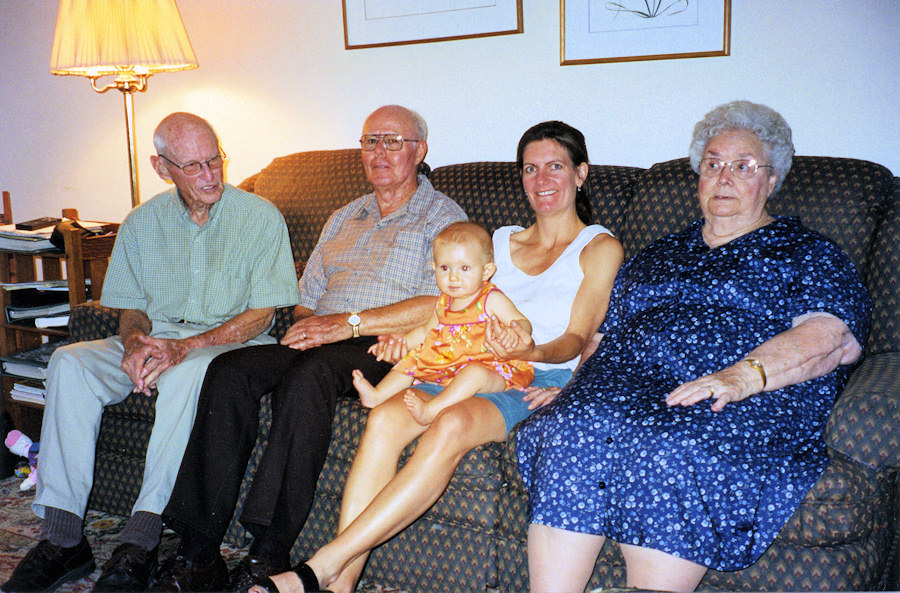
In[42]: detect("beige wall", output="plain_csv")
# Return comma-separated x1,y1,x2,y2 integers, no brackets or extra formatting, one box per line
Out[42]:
1,0,898,224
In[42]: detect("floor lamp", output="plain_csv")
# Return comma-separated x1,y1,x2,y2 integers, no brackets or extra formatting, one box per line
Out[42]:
49,0,198,208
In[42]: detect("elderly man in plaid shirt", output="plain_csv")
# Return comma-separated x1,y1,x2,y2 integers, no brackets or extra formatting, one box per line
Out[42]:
155,105,467,591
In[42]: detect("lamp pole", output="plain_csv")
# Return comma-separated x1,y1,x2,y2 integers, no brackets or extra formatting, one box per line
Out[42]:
89,72,147,208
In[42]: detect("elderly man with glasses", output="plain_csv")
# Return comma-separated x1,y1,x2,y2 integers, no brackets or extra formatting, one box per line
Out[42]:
1,112,300,593
151,105,466,591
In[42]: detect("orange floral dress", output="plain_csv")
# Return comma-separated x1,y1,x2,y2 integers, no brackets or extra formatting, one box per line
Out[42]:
393,281,533,390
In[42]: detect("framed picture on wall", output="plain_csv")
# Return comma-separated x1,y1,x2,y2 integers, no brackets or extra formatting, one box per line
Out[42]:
561,0,731,65
342,0,523,49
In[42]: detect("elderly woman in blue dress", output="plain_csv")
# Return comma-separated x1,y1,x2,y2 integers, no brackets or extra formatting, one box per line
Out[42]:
516,100,871,593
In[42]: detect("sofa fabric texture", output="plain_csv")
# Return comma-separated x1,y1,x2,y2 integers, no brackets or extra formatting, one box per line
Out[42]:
74,150,899,592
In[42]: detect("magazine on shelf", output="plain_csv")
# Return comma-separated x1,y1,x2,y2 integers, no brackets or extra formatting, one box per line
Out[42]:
12,378,46,395
0,221,107,253
2,281,88,323
0,236,56,252
34,314,70,328
0,338,72,380
10,378,46,405
6,302,71,322
0,280,70,291
9,389,45,406
4,285,71,308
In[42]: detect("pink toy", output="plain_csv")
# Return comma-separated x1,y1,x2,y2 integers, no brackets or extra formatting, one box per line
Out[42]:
5,430,39,491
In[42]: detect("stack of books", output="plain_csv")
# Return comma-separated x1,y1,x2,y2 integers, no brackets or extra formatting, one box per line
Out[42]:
1,280,86,327
9,378,46,405
0,221,108,253
0,338,73,406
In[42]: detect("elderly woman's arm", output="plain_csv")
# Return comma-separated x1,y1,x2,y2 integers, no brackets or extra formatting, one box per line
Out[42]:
666,312,863,412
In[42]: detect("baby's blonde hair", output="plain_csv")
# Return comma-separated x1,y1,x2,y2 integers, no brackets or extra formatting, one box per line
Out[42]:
433,221,493,264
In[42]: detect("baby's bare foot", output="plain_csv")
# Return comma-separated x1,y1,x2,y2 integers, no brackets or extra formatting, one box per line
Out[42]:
403,389,434,425
352,369,379,408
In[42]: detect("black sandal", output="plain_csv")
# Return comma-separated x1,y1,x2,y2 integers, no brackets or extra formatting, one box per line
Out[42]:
251,561,330,593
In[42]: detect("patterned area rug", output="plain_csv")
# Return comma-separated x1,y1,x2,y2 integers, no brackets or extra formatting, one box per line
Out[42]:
0,476,404,592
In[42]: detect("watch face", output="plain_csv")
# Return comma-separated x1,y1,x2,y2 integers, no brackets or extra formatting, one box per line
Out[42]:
348,313,361,326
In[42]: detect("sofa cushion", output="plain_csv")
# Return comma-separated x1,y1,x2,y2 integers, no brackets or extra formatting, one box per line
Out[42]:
242,149,373,274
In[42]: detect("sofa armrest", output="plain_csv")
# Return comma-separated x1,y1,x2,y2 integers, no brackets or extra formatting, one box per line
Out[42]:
68,302,120,342
826,351,900,470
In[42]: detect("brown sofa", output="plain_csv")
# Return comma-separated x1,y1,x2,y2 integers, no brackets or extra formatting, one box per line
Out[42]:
73,149,900,592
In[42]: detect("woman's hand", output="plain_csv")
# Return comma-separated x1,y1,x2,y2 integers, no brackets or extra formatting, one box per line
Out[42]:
369,333,409,363
522,385,562,410
665,363,757,412
485,315,536,361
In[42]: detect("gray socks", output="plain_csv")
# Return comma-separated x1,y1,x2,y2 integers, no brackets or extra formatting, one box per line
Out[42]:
41,507,82,548
119,511,163,551
42,507,162,551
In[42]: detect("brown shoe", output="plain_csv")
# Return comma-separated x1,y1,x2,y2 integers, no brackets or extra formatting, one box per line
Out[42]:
149,553,226,592
0,537,94,593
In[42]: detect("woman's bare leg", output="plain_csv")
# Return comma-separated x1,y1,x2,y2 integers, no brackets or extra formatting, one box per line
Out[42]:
311,396,507,592
620,543,707,593
527,524,605,593
251,391,428,593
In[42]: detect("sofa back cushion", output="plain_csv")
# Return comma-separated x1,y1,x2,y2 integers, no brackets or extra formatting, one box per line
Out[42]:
430,162,642,235
241,149,372,273
620,156,896,353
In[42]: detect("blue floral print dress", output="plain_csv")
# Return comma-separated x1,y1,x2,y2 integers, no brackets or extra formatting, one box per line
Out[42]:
515,217,871,570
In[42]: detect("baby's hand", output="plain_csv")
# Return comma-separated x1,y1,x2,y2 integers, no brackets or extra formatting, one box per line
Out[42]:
371,333,408,363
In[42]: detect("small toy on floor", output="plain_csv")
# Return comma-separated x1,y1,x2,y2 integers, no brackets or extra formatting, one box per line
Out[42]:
5,430,39,491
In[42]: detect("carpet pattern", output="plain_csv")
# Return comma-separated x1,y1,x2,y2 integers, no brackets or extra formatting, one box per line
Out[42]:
0,476,404,592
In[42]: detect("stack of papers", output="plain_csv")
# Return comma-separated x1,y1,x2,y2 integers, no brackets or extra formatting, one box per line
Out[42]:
9,378,45,405
0,224,56,252
0,221,109,252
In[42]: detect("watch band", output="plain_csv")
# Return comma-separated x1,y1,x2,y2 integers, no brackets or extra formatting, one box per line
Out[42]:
348,312,361,338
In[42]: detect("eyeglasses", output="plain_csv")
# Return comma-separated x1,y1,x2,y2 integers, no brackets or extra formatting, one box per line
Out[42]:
158,152,227,176
698,158,773,180
359,134,420,151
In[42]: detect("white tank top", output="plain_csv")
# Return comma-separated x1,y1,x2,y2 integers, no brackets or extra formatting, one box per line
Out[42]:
491,224,612,372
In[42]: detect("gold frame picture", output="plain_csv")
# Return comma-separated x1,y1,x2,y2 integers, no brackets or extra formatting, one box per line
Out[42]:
343,0,524,50
561,0,731,65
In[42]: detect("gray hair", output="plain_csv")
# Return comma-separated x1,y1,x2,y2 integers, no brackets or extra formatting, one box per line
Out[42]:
405,106,428,142
688,100,794,196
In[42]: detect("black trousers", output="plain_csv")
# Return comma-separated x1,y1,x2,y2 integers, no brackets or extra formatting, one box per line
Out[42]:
163,337,390,548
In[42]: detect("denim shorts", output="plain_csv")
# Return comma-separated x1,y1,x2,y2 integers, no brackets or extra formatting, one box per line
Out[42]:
414,367,573,436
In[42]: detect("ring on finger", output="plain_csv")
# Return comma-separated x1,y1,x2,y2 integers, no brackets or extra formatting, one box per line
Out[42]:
707,385,715,397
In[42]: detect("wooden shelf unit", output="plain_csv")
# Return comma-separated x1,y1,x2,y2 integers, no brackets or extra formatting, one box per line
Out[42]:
0,221,118,438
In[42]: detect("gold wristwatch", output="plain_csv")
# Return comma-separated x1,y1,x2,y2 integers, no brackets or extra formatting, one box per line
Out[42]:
348,312,361,338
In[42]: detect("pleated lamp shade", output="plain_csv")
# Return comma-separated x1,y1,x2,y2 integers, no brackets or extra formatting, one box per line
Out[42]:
50,0,198,78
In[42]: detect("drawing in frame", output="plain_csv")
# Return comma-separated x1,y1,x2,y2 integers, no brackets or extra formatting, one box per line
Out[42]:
561,0,730,65
343,0,523,50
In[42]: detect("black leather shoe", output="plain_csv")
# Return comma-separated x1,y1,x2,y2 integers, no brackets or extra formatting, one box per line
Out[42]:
149,553,227,592
0,537,94,593
227,556,288,592
93,543,158,592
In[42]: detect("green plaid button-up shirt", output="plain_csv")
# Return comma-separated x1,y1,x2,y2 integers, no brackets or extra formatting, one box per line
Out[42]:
101,184,300,328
